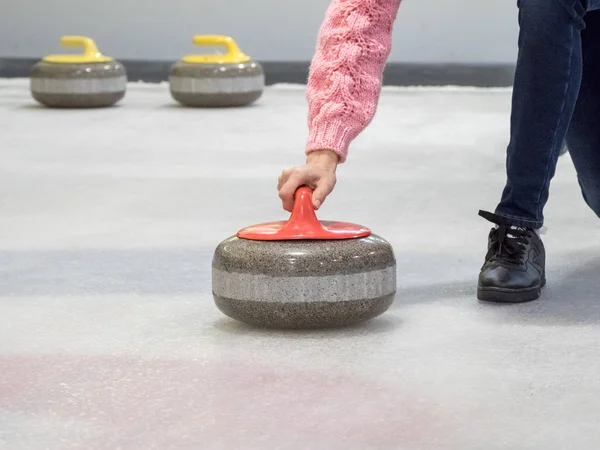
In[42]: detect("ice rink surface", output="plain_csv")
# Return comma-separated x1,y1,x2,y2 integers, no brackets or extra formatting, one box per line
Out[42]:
1,79,600,449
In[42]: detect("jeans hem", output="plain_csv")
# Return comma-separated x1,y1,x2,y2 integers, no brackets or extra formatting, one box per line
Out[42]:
479,209,543,229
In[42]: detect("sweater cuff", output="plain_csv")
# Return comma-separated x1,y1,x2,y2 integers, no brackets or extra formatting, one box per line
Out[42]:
306,121,356,164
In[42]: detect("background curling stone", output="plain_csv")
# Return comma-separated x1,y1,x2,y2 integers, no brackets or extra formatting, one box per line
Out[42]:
169,35,264,107
212,187,397,329
30,35,127,108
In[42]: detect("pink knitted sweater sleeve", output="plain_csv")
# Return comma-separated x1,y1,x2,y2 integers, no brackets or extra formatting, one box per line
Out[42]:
305,0,402,163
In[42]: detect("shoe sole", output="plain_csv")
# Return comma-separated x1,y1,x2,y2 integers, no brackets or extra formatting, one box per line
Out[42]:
477,278,546,304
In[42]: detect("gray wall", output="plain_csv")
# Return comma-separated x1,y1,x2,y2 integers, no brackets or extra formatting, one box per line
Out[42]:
1,0,519,64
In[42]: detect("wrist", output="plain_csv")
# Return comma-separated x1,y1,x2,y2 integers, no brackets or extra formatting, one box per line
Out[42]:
306,149,339,170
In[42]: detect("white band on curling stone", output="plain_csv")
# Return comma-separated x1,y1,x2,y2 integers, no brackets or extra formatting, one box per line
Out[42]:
170,75,265,94
212,266,396,303
31,76,127,94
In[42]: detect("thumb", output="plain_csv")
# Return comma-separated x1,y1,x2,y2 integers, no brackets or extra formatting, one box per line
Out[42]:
311,179,334,210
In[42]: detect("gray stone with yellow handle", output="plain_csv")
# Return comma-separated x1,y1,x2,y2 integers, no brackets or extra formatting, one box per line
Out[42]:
30,36,127,108
170,35,264,107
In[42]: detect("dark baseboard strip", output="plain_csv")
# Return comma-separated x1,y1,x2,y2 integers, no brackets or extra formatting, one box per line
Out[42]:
0,58,515,87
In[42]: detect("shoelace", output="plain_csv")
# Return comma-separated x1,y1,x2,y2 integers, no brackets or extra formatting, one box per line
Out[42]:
489,225,529,265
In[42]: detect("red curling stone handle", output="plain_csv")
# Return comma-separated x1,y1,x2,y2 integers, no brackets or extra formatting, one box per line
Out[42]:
236,186,371,241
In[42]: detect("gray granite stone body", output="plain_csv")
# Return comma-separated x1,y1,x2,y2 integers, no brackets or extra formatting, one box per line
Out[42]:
213,228,395,277
212,233,397,329
169,60,264,107
30,61,127,108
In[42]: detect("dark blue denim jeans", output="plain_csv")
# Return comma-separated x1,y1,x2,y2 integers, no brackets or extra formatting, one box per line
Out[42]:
493,0,600,229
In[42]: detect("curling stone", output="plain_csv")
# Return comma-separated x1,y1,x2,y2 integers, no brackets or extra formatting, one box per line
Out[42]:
30,35,126,108
169,35,264,107
212,187,397,329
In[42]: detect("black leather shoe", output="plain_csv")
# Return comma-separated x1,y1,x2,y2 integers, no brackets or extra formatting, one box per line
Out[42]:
477,211,546,303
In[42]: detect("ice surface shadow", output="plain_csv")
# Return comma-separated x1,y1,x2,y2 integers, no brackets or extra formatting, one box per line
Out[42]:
0,248,214,296
390,279,478,306
388,254,600,326
14,104,123,110
15,104,50,110
213,313,402,339
3,247,596,326
0,248,476,301
159,102,262,109
475,255,600,326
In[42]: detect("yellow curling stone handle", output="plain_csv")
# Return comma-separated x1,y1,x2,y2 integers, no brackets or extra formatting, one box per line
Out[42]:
182,35,251,64
42,36,113,64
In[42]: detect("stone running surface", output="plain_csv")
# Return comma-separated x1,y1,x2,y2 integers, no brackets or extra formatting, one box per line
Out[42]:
1,79,600,449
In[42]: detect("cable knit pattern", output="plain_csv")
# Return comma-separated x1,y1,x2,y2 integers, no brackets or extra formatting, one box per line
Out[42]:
306,0,402,163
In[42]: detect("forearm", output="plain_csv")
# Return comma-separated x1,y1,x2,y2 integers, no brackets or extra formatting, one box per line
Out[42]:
305,0,402,163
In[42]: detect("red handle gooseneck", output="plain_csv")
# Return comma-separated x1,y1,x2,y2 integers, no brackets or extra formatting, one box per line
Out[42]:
236,186,371,241
277,187,326,238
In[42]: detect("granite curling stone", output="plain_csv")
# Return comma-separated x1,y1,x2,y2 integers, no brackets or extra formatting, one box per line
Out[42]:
30,35,126,108
169,35,264,107
212,187,397,329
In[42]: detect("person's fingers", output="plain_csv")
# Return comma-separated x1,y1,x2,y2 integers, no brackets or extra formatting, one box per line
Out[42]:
277,169,292,191
278,170,307,212
311,176,335,210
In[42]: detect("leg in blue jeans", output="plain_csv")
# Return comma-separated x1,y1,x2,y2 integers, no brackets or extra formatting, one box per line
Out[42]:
477,0,600,303
492,0,600,228
566,9,600,216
